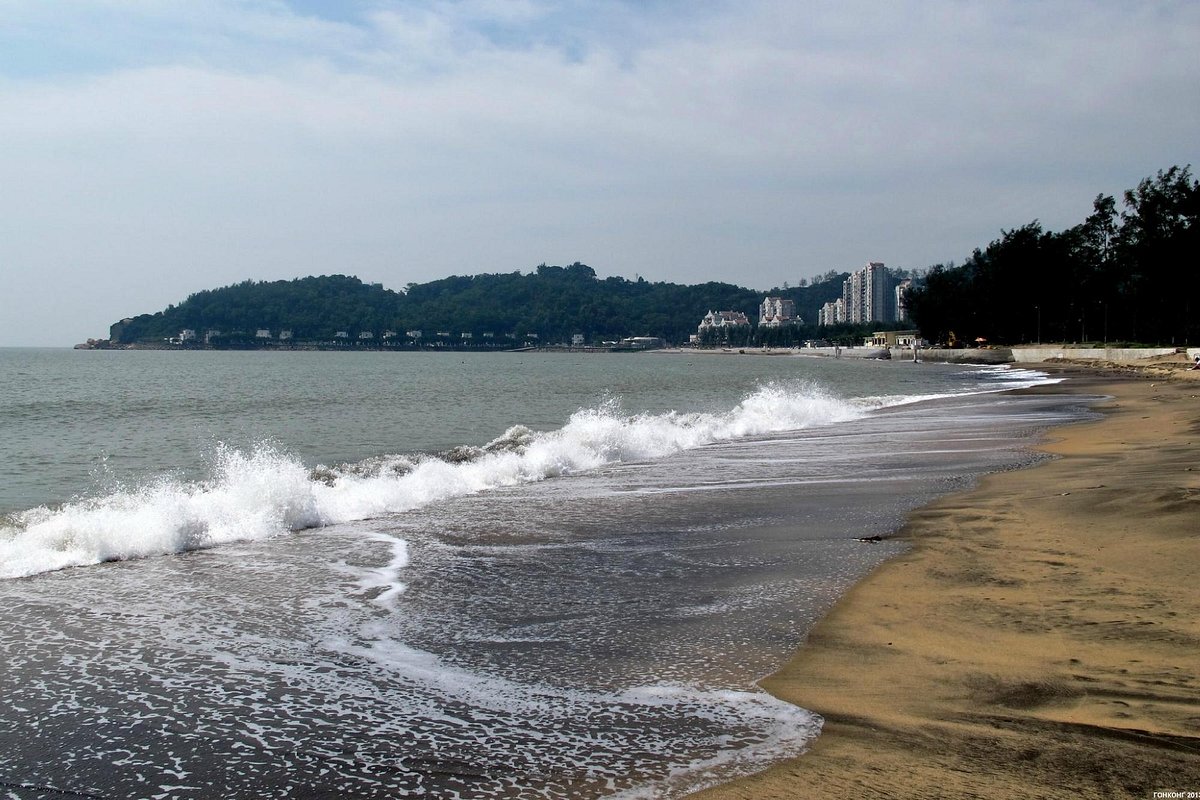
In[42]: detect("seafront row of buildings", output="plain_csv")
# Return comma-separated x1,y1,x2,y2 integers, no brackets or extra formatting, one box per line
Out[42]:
693,297,800,342
159,326,666,351
172,327,539,347
697,262,911,340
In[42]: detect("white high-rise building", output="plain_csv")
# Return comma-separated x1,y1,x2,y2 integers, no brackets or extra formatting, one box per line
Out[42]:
818,298,846,326
841,262,894,323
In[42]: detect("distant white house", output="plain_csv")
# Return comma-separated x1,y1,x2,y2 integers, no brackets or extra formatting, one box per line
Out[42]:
255,329,271,339
697,310,750,332
571,334,585,346
383,330,397,339
279,330,293,340
335,331,349,338
406,330,423,339
461,332,473,340
359,331,374,339
179,329,197,342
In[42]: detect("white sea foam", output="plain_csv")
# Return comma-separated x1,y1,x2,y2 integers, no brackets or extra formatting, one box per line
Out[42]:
330,628,822,797
352,531,409,609
0,444,322,579
0,381,905,579
973,363,1065,387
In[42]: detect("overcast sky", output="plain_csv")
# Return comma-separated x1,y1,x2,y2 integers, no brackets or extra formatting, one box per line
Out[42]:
1,1,1197,346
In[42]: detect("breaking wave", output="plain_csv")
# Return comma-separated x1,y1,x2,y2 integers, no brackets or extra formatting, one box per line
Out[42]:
1,381,878,579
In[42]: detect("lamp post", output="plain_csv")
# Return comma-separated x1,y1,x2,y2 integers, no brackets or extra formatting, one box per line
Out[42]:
1035,305,1041,345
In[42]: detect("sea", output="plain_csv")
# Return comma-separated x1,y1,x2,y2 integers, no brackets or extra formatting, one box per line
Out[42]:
0,348,1094,799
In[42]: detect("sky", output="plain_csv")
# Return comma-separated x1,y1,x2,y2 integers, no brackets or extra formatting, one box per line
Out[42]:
1,1,1197,347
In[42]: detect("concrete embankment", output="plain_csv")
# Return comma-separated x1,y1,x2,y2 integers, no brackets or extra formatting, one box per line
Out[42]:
904,347,1012,364
882,346,1198,365
798,346,1010,364
1008,346,1194,362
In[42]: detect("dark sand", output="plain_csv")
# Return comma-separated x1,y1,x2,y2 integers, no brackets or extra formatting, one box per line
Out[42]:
693,364,1200,799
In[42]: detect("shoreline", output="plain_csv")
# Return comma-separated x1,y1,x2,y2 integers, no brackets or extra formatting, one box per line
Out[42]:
692,364,1200,798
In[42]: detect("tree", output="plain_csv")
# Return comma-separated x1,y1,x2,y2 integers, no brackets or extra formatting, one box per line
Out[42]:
1114,166,1199,343
905,167,1197,346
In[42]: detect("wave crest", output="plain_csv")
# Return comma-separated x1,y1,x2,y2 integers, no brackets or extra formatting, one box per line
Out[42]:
1,381,859,579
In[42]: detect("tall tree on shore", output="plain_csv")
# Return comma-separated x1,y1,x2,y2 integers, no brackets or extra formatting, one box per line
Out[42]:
1113,166,1199,344
905,166,1197,346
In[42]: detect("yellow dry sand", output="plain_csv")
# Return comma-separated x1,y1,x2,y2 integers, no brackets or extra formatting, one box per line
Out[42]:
692,366,1200,799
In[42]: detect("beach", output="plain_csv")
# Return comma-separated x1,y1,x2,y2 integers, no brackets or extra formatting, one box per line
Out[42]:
6,350,1091,798
4,350,1195,797
693,365,1200,798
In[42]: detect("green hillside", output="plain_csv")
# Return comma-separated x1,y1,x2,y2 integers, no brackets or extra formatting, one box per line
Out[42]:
108,264,849,347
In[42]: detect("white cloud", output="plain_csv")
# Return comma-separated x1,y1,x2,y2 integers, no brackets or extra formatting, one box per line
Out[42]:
0,0,1197,345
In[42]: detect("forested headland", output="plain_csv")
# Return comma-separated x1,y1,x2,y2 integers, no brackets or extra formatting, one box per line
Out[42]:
99,165,1196,351
104,264,863,349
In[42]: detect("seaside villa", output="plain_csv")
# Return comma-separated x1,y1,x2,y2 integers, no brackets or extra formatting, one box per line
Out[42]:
697,310,751,332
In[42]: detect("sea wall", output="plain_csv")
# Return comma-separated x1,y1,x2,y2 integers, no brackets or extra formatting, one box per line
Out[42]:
899,347,1013,364
797,347,891,360
802,347,1011,364
1009,347,1192,363
885,346,1198,365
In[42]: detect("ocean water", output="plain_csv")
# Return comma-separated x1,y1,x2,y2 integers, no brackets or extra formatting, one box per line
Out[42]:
0,349,1091,798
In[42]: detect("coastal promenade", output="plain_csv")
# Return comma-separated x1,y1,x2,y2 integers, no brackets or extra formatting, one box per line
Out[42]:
694,364,1200,798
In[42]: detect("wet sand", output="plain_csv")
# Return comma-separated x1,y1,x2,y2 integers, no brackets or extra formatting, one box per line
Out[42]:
693,365,1200,798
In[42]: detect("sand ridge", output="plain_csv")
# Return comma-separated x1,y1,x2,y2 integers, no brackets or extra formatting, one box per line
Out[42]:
692,368,1200,799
